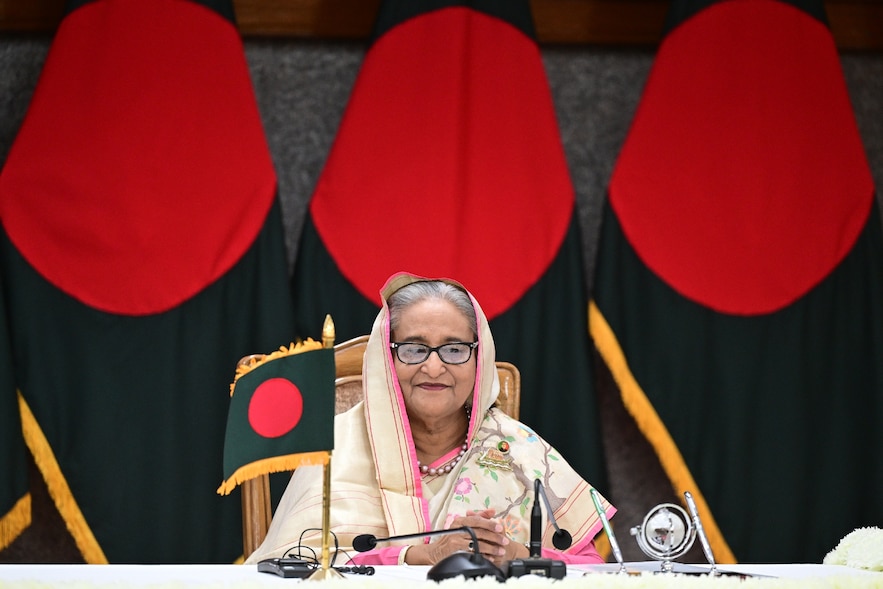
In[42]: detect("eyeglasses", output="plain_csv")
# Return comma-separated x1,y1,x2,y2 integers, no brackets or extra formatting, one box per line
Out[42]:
390,342,478,365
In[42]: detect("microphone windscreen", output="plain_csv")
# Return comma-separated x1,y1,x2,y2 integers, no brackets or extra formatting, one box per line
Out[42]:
352,534,378,552
552,529,572,550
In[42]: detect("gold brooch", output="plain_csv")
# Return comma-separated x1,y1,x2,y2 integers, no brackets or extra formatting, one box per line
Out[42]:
477,447,513,471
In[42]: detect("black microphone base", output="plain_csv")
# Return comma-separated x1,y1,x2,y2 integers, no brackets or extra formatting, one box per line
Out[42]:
427,552,505,582
503,557,566,579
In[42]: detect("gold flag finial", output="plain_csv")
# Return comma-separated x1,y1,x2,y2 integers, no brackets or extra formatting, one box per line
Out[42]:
322,314,335,349
310,317,342,581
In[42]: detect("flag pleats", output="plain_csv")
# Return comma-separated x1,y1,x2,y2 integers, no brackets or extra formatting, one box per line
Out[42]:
592,199,883,562
2,199,294,561
0,269,28,550
589,299,735,563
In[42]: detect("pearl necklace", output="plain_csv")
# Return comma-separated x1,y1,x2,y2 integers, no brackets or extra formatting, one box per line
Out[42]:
417,441,468,476
416,405,472,476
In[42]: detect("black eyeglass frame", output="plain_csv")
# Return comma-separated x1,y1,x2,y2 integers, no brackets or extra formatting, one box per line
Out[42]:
390,341,478,365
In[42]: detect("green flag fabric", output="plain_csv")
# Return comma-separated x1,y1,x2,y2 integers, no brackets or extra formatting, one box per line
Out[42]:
218,344,335,496
290,0,609,496
0,272,28,551
591,0,883,563
0,0,293,562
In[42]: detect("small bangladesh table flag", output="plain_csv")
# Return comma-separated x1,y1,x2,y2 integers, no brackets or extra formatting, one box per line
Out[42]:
218,341,335,495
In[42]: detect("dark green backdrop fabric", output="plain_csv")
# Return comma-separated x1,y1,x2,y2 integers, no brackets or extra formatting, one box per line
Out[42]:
0,270,28,552
593,202,883,563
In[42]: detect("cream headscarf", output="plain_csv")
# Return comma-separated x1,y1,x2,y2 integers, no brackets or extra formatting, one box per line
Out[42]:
246,272,613,563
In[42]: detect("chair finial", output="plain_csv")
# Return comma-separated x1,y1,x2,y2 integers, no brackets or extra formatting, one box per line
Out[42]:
322,315,335,349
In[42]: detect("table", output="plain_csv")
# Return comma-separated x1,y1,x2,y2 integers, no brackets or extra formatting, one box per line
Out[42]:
0,562,880,588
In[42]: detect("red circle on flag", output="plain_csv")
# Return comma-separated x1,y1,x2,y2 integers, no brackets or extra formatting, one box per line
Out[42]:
608,1,873,315
248,378,304,438
310,7,572,319
0,0,276,316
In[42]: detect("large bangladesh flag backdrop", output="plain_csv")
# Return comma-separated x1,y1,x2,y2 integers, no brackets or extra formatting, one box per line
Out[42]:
0,0,293,562
290,0,608,494
590,0,883,564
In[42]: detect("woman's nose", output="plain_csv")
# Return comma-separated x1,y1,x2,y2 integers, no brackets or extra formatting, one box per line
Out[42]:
420,350,447,375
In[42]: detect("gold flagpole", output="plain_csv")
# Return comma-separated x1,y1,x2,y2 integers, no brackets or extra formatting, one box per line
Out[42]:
308,315,344,581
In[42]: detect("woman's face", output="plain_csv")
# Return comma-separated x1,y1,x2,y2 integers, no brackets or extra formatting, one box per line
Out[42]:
391,298,476,425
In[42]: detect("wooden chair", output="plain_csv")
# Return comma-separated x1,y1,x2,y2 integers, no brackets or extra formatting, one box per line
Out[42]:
239,335,521,557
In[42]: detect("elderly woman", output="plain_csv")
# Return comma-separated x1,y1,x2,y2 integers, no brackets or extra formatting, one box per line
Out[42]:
246,272,615,566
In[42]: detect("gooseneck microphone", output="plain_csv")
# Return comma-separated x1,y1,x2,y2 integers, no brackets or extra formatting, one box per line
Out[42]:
536,479,574,551
502,479,569,579
352,533,383,552
352,526,505,582
352,526,479,554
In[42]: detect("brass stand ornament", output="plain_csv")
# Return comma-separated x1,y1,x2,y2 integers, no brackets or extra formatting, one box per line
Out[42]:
630,502,696,573
307,315,344,581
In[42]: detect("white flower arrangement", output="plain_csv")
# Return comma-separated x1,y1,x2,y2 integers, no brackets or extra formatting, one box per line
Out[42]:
824,527,883,572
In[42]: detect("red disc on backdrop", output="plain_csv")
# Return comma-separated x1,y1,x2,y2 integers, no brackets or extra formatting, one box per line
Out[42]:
248,378,304,438
608,0,874,316
310,7,573,320
0,0,276,316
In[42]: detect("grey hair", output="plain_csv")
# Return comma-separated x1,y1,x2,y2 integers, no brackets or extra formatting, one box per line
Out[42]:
388,281,478,338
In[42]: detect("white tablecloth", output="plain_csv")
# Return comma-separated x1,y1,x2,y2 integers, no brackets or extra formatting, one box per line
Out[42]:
0,562,880,588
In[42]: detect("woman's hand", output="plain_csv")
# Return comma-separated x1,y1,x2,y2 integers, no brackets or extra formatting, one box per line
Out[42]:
451,509,529,566
402,531,474,565
402,509,528,566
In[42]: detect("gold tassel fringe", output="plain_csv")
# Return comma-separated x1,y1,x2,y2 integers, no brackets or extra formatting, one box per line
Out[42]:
217,450,330,496
18,392,108,564
0,492,31,551
229,339,324,396
593,529,612,562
